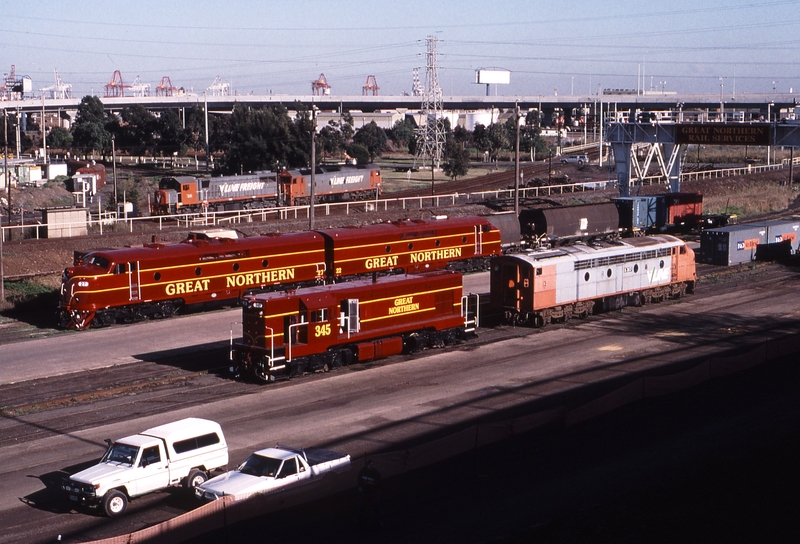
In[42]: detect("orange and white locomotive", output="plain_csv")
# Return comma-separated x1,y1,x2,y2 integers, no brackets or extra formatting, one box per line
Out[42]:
490,235,696,327
232,271,477,382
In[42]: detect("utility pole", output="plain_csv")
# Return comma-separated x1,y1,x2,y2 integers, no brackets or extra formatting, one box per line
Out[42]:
41,95,47,165
309,105,317,230
4,109,9,222
514,101,520,217
112,134,117,207
1,218,4,303
2,108,6,302
204,92,210,172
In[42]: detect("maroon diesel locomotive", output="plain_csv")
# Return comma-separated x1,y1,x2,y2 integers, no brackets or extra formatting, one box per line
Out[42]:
232,270,476,382
59,216,503,330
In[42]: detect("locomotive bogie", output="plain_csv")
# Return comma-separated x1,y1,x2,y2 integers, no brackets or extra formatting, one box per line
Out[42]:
232,271,471,383
490,235,696,327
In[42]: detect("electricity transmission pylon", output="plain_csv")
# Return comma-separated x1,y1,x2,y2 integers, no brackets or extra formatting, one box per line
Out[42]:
414,36,445,170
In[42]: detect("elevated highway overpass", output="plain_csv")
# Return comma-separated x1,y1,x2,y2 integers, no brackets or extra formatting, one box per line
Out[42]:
1,92,797,118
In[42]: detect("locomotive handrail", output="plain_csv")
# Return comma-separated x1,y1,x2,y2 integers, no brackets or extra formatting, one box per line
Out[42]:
286,321,309,363
229,321,242,362
462,293,480,332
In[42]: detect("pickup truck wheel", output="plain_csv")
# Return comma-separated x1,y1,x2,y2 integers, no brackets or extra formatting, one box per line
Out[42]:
103,490,128,517
185,469,208,490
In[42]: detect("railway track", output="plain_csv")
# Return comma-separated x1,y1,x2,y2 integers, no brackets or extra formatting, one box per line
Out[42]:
0,260,795,451
0,347,255,449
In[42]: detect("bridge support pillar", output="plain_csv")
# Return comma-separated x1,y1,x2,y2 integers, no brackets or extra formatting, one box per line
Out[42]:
611,142,632,197
663,143,682,192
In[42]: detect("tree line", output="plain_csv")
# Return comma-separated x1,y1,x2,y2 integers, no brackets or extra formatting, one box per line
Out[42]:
36,96,550,181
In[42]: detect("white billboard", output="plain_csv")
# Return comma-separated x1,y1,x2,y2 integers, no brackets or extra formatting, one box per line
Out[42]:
475,69,510,85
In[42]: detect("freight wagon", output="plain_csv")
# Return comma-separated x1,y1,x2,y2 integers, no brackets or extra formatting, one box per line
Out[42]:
519,202,621,246
699,220,800,265
231,270,476,382
490,235,696,327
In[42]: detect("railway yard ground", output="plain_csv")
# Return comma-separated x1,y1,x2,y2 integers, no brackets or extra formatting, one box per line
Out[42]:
1,260,799,543
0,161,799,543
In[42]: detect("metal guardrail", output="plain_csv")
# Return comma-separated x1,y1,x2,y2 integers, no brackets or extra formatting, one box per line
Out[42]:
1,159,796,243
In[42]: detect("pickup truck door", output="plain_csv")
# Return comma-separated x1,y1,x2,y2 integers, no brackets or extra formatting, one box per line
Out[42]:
275,457,307,490
130,444,170,496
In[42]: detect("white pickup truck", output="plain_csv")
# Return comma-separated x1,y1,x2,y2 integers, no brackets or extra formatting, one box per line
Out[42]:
196,445,351,502
61,418,228,517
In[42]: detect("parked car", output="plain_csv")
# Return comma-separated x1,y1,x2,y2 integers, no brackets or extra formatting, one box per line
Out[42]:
196,445,351,501
560,154,589,166
62,418,228,517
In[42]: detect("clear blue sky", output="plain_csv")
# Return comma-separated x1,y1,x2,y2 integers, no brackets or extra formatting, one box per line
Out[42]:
1,0,797,98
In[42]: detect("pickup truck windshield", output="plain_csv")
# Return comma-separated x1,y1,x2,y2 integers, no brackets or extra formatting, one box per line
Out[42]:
239,454,283,477
102,443,140,466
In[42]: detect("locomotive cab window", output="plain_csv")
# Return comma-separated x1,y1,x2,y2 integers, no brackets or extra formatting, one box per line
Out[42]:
536,268,543,276
311,309,328,322
113,263,125,275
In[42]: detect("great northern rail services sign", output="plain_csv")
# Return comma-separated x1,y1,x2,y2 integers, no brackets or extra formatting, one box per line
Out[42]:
675,123,771,146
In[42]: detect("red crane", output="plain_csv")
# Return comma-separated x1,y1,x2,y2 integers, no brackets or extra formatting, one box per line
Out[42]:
156,76,178,97
311,73,331,96
362,75,379,96
104,70,131,97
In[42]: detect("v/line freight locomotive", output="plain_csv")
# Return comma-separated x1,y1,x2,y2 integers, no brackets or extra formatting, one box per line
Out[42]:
231,234,697,383
59,215,503,330
151,164,381,215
